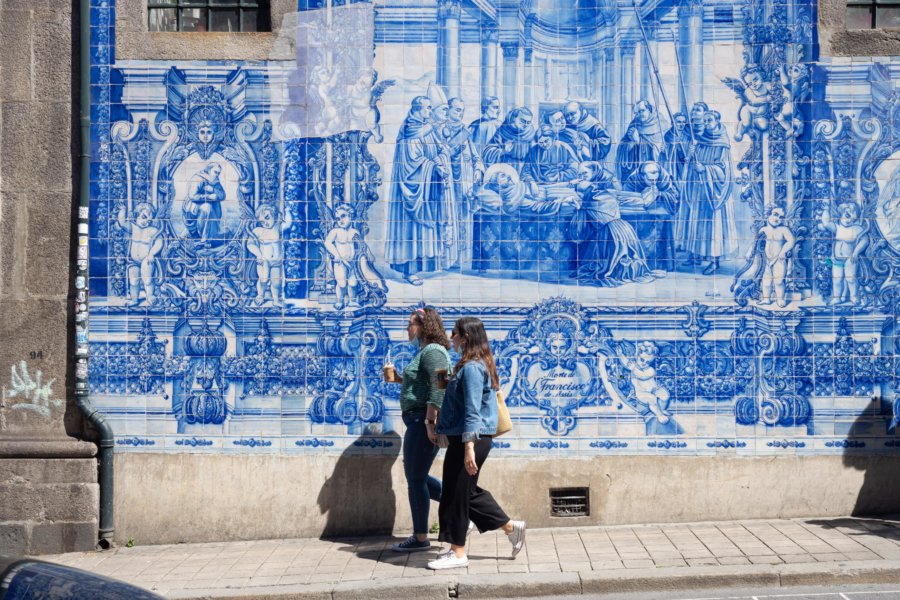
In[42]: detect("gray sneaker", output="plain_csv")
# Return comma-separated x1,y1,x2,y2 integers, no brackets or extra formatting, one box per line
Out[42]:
466,521,476,540
507,520,526,558
392,535,430,552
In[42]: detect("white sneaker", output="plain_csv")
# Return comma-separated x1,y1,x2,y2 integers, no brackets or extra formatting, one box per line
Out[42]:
507,520,526,558
427,550,469,570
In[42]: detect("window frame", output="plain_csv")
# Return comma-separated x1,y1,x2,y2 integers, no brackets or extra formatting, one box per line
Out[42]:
147,0,272,33
846,0,900,30
820,0,900,56
116,0,296,61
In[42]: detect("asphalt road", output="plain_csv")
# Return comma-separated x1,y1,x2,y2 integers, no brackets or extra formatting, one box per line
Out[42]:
515,584,900,600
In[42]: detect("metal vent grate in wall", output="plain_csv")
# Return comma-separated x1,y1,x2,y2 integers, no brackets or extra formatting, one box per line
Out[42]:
550,488,590,517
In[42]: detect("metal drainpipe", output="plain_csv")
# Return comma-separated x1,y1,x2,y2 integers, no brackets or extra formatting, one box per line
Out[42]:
77,0,115,550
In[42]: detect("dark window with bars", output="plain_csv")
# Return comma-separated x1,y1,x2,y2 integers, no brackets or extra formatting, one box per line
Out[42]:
847,1,900,29
148,1,271,32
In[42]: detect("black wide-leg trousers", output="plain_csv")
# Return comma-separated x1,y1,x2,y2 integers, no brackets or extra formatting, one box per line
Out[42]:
438,435,509,546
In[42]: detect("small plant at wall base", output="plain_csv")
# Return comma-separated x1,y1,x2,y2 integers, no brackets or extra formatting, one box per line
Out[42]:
125,537,135,548
429,522,439,534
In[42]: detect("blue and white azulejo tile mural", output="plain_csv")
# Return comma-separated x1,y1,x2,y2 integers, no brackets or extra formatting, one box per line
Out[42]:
87,0,900,455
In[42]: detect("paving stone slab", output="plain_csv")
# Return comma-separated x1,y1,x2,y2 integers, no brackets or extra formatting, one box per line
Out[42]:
38,518,900,600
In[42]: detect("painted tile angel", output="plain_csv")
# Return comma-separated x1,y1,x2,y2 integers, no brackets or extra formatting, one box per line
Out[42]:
775,64,809,138
616,342,683,436
821,202,870,307
117,202,164,306
323,203,387,309
247,203,293,307
722,65,775,142
731,206,798,308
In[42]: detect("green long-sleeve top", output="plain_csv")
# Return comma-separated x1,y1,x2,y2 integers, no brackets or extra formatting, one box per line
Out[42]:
399,343,451,414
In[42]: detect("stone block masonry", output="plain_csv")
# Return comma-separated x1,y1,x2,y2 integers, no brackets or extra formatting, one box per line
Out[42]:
0,452,98,554
0,2,99,553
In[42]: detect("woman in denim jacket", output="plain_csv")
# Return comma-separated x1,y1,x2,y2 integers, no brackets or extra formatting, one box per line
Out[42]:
389,307,452,552
427,317,525,570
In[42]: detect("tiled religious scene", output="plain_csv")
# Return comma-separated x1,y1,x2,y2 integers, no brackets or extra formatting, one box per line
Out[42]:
87,0,900,455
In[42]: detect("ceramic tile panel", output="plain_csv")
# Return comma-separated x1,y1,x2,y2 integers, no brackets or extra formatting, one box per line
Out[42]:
86,0,900,456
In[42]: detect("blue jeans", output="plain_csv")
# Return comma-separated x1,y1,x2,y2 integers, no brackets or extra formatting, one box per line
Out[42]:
402,410,442,535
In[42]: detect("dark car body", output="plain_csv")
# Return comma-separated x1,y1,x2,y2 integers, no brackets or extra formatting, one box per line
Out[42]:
0,556,164,600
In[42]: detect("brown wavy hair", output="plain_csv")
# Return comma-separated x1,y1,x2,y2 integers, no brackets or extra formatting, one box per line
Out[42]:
412,307,451,349
452,317,500,390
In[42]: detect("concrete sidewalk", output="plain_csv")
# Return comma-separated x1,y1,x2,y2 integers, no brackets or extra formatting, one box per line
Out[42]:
44,517,900,599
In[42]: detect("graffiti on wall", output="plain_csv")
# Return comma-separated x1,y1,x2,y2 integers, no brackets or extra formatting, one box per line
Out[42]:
1,361,63,432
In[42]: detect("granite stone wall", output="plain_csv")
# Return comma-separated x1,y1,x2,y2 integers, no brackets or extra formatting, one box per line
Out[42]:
0,2,99,554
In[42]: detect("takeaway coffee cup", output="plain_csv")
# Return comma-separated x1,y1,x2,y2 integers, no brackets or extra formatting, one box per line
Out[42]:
435,368,448,389
383,363,397,383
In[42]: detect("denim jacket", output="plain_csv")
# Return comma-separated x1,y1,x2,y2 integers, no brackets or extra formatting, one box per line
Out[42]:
436,360,497,443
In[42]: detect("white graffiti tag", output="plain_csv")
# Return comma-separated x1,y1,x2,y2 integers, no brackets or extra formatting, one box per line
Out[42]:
2,361,62,419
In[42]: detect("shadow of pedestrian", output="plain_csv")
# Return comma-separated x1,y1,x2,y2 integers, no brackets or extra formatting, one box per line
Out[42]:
841,398,900,518
805,398,900,543
316,430,401,540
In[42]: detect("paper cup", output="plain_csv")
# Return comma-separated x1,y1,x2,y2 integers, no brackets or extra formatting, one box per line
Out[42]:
435,368,448,389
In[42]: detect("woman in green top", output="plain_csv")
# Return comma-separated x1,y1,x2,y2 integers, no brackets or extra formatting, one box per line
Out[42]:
389,307,452,552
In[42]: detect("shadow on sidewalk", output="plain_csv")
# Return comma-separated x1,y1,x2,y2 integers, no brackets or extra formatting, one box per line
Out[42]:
808,402,900,538
317,431,401,540
841,401,900,518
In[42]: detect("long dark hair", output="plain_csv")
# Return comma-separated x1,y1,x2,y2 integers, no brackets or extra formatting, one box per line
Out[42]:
412,307,450,349
452,317,499,390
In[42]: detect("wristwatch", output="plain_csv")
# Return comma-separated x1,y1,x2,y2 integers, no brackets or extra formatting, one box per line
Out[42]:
425,419,437,425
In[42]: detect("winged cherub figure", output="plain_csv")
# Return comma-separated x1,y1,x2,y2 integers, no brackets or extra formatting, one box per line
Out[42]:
722,65,774,142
